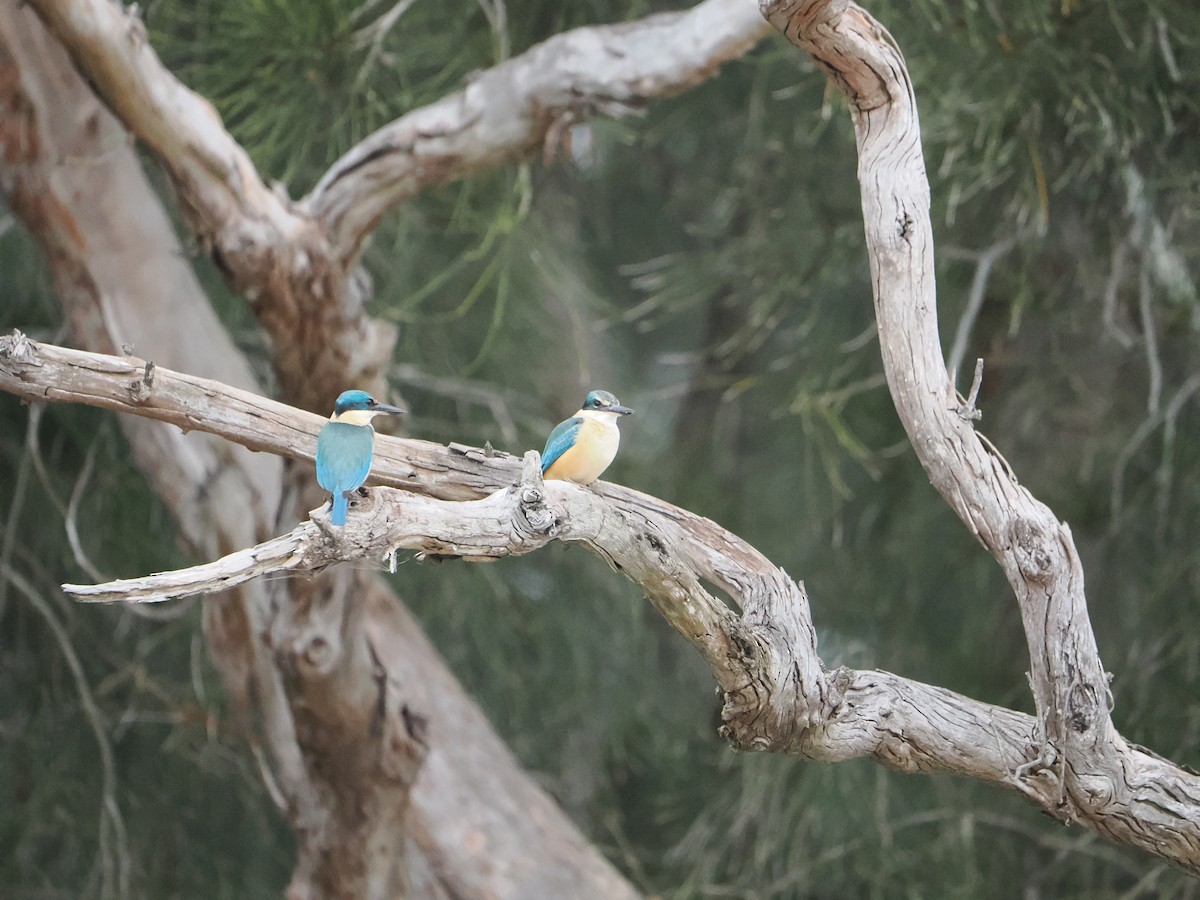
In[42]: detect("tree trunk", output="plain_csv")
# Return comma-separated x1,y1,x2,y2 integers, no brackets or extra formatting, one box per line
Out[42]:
0,4,641,896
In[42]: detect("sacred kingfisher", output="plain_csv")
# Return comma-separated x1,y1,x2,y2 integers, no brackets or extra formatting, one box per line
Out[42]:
316,389,406,526
541,390,634,484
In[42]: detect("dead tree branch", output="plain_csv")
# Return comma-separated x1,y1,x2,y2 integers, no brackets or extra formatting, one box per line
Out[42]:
24,0,769,411
761,0,1200,872
0,4,643,892
8,334,1200,873
304,0,771,260
9,0,1200,879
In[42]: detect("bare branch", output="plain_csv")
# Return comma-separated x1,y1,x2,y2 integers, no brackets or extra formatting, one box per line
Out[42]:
23,0,296,268
955,357,984,422
11,332,1200,872
945,233,1023,380
761,0,1200,872
66,531,309,604
0,7,645,890
304,0,772,260
12,0,1200,872
1138,266,1163,415
64,451,746,682
24,0,769,410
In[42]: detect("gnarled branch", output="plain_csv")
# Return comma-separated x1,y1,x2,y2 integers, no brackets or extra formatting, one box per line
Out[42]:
9,332,1200,875
0,4,644,890
24,0,769,411
304,0,771,260
762,0,1200,872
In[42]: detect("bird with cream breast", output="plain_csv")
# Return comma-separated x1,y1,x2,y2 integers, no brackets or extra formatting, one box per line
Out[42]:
541,390,634,484
316,389,406,526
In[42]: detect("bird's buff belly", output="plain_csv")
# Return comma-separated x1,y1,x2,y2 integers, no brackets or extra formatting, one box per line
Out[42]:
545,426,619,484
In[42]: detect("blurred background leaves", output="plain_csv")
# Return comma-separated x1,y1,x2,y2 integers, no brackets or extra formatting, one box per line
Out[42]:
2,0,1199,895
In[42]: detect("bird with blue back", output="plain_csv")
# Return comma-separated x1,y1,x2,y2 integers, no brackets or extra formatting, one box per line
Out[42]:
316,389,406,526
541,390,634,485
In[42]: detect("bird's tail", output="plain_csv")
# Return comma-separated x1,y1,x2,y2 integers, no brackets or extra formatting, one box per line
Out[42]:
331,491,349,526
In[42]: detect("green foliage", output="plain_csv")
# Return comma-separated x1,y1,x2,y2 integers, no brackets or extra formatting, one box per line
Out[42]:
0,407,290,897
4,0,1200,895
0,226,289,898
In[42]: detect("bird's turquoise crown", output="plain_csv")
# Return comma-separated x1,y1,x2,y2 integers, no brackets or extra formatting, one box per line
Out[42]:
330,389,406,417
582,390,634,415
333,389,379,413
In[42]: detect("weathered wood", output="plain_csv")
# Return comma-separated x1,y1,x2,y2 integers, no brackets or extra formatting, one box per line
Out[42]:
762,0,1200,872
0,4,646,894
23,0,770,411
305,0,771,260
7,0,1200,880
9,330,1200,874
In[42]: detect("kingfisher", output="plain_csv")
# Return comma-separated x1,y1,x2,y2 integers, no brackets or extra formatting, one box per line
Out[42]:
316,389,406,526
541,390,634,485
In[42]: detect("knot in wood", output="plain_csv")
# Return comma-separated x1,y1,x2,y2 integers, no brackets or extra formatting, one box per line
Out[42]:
1011,517,1055,582
401,704,429,746
879,736,919,773
380,703,430,783
639,530,668,558
299,634,335,673
127,373,152,403
0,329,37,365
519,491,556,535
1067,681,1099,734
730,627,760,665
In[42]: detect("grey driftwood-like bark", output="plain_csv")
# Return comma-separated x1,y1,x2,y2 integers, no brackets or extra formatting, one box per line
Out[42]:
23,0,769,412
7,0,1200,886
760,0,1200,872
3,0,776,894
5,331,1200,874
304,0,772,259
0,3,675,897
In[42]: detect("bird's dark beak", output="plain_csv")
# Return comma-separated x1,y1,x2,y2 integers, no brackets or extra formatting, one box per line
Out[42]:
612,405,634,416
372,403,407,416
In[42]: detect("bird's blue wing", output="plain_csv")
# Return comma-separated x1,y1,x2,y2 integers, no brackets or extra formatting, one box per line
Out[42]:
541,416,582,473
316,422,376,494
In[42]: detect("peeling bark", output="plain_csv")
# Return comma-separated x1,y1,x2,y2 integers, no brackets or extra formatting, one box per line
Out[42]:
761,0,1200,872
6,334,1200,873
6,0,1199,884
23,0,769,412
0,5,642,896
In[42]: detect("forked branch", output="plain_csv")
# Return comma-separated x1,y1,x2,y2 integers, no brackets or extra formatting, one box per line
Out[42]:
7,331,1199,874
8,0,1200,873
305,0,771,259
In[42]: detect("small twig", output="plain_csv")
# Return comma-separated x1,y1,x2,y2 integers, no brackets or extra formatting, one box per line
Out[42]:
9,568,130,900
0,401,38,620
252,744,289,813
956,358,984,422
474,0,510,61
1102,239,1135,348
351,0,419,89
1138,267,1162,416
66,529,313,603
66,432,109,583
1110,372,1200,528
946,234,1022,380
391,363,526,447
